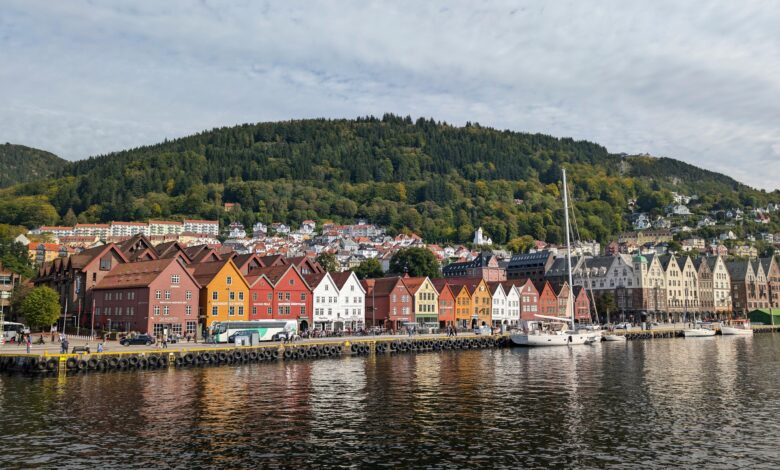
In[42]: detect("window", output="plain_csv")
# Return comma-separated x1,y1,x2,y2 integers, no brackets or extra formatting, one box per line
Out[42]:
238,306,244,315
278,306,284,316
252,306,257,315
211,306,218,316
155,290,161,300
300,293,306,301
165,291,171,300
300,306,306,316
154,305,160,315
186,290,192,300
171,274,180,284
267,307,272,315
105,307,111,316
163,306,169,315
285,292,291,301
226,276,232,285
229,306,235,316
289,279,294,286
116,307,122,316
212,291,218,300
95,307,101,316
252,292,257,301
117,292,123,300
128,307,134,316
278,292,283,300
229,291,235,301
185,305,192,315
238,292,244,301
267,293,272,301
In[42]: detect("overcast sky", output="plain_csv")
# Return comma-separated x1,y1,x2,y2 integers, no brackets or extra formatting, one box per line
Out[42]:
2,1,779,189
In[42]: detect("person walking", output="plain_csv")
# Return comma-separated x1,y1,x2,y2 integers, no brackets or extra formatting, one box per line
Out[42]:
61,336,69,355
162,334,168,349
97,342,104,353
25,335,31,354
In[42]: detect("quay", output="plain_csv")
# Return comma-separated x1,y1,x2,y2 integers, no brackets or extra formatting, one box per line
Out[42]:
0,334,509,375
3,325,780,376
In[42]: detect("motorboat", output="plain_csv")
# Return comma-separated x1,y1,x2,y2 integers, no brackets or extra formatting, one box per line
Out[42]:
602,333,627,342
720,320,753,336
683,325,716,337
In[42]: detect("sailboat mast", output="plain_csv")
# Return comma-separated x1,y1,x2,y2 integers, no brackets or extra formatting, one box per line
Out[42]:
562,168,575,326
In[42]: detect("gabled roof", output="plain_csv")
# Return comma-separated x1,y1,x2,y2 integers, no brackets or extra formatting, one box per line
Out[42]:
759,257,777,275
186,244,222,264
444,277,487,296
302,272,329,290
725,260,751,281
330,271,358,290
95,257,200,290
67,243,129,270
431,279,454,297
401,276,431,294
658,254,676,271
360,276,407,296
442,252,498,273
190,259,234,286
258,254,287,267
287,256,324,273
246,264,307,288
486,281,506,297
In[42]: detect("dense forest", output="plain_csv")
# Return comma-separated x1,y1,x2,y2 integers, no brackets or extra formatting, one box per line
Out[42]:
1,114,778,246
0,143,67,188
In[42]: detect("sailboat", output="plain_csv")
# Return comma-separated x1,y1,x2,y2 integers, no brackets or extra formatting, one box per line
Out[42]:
511,169,592,347
720,319,753,336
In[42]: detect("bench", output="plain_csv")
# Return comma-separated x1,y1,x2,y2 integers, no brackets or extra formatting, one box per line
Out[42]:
72,346,91,354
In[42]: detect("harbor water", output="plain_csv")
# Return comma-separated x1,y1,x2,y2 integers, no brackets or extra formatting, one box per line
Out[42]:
1,335,779,468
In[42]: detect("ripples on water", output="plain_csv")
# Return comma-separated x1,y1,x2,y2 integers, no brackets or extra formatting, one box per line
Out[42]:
1,336,780,469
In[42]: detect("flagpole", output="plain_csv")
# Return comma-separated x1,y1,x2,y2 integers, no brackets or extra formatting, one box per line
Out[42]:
90,298,96,339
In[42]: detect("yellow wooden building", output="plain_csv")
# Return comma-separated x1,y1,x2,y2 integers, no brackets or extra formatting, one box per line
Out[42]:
191,258,250,328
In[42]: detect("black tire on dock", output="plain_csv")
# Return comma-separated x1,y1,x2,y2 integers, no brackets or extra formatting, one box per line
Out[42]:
98,359,108,371
184,353,195,364
350,343,359,354
149,355,160,368
46,358,58,371
249,351,259,361
159,356,169,367
66,357,78,370
77,360,87,371
271,349,279,360
88,358,99,370
119,358,129,369
218,351,228,363
108,357,119,369
36,360,47,371
128,356,139,367
284,349,293,360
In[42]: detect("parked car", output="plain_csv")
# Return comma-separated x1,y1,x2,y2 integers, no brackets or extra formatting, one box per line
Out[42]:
120,334,156,346
228,330,252,343
272,331,290,341
614,322,633,330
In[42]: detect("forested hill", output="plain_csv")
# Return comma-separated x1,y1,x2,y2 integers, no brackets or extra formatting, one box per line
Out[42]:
0,115,776,245
0,143,67,188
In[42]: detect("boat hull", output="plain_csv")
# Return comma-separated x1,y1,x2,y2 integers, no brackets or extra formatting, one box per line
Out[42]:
683,329,716,337
602,334,627,342
720,326,753,336
510,332,591,347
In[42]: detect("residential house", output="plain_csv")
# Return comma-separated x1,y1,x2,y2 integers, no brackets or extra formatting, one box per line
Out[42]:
511,279,539,321
448,278,492,328
706,256,732,316
487,282,508,327
452,284,473,329
304,272,339,331
573,286,591,321
760,257,780,308
503,283,521,326
693,258,714,315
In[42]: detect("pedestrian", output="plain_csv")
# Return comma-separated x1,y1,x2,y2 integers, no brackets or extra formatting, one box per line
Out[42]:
61,337,69,355
97,342,104,353
162,334,168,349
25,335,31,354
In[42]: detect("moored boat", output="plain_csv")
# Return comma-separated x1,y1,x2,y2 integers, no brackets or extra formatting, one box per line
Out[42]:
721,321,754,336
602,334,627,342
683,326,716,337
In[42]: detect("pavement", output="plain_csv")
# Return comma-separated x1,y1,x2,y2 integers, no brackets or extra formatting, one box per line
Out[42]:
0,332,485,355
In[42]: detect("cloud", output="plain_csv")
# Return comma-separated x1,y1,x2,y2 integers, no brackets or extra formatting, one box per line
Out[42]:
1,0,779,189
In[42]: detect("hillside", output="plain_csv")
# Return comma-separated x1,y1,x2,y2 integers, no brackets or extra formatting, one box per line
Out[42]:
0,143,67,188
0,115,777,245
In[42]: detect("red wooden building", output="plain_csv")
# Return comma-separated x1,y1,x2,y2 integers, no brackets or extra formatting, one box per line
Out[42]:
535,281,558,318
361,276,413,331
246,264,312,330
431,279,456,328
508,278,540,321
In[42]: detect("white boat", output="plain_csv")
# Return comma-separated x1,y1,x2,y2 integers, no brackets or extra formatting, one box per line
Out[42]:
602,334,627,342
510,169,591,348
720,322,754,336
683,327,716,337
510,321,592,346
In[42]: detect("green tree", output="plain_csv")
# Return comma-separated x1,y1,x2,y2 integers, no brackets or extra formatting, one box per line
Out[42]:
506,235,535,254
20,286,60,330
389,247,440,278
316,252,338,273
353,258,384,279
667,240,682,253
595,292,618,323
10,283,33,322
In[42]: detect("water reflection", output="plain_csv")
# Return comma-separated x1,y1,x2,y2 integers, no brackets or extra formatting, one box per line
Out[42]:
1,336,779,468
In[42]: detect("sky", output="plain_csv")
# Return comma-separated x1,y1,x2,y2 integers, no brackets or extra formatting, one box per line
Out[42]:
2,1,779,189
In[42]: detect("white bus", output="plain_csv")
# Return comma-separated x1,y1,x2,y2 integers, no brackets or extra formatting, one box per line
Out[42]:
0,321,30,342
210,320,298,343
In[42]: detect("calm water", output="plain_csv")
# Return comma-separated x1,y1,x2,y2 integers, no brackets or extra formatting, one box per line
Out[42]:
2,335,780,469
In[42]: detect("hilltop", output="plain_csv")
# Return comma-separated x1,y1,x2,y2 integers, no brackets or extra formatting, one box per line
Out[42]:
0,143,67,188
0,115,777,245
